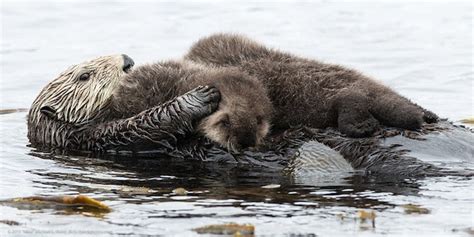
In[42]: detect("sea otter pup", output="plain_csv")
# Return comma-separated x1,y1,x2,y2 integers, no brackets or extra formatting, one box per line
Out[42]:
28,55,221,152
113,60,272,150
185,33,439,137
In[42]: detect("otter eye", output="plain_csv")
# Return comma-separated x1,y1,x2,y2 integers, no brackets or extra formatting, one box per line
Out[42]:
257,116,263,125
79,73,90,81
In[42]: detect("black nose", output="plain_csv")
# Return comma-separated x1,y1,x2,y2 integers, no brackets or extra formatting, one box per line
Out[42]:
122,54,134,72
239,134,257,149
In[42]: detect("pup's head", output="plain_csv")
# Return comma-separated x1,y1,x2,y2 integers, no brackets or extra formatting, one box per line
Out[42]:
197,71,272,151
28,54,134,126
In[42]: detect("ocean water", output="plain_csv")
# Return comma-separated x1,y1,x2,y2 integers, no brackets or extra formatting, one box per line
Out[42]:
0,1,473,236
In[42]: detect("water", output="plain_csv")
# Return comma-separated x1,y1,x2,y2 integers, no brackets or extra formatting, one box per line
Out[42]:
1,1,473,236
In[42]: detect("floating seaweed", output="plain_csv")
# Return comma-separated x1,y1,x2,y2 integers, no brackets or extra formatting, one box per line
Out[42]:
402,204,430,214
0,220,20,226
460,117,474,124
172,188,189,196
0,195,110,217
193,223,255,236
357,210,376,228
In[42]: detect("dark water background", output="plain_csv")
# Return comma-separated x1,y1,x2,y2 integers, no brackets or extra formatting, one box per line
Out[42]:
1,2,473,236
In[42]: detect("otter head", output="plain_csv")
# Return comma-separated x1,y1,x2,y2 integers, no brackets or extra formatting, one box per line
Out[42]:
29,54,134,126
197,72,272,151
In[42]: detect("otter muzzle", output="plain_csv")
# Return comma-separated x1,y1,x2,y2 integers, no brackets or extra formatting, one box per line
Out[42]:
122,54,134,72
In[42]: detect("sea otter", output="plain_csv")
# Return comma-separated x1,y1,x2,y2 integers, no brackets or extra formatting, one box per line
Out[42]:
28,55,272,153
28,55,221,152
185,33,439,137
114,60,272,150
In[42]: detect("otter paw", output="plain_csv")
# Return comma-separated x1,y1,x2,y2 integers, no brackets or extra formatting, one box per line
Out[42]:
190,86,221,104
338,115,379,138
423,110,439,124
185,85,221,118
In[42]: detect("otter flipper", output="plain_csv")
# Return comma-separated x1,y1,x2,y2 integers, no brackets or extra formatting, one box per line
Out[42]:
88,86,220,152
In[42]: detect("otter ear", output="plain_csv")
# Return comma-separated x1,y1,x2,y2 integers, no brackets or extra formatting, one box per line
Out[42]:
40,105,57,119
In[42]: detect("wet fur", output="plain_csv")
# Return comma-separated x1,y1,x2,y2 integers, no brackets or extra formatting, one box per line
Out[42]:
185,33,439,137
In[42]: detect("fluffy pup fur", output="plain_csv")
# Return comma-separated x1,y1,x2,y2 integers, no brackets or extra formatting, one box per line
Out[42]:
185,33,439,137
113,60,273,150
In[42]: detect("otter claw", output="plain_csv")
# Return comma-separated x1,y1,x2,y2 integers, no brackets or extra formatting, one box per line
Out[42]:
184,86,221,121
195,86,220,103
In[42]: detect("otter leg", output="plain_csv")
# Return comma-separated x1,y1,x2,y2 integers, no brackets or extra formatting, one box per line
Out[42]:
334,91,379,137
369,93,425,130
89,86,220,152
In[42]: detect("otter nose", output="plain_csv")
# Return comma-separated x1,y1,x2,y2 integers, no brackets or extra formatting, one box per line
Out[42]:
239,134,256,149
122,54,134,72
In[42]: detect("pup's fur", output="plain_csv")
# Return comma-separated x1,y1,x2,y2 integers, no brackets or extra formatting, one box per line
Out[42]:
185,33,438,137
113,60,273,150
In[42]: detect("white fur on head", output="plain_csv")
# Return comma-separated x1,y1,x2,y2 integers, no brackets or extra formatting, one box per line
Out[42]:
29,55,129,125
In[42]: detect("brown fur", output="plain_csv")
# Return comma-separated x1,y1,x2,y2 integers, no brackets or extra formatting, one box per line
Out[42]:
114,60,273,150
185,33,439,137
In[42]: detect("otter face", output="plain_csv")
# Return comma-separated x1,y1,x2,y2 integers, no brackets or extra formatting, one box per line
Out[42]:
197,92,272,152
29,54,134,125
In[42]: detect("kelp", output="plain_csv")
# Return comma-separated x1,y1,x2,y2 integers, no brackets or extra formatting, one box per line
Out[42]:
357,210,376,228
193,223,255,236
402,204,430,214
460,117,474,124
0,195,110,217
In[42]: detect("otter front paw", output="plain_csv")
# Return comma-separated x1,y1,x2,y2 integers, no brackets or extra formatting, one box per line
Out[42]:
184,85,221,120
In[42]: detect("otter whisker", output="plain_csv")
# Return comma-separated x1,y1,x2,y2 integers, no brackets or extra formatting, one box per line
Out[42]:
226,138,231,153
230,142,238,154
